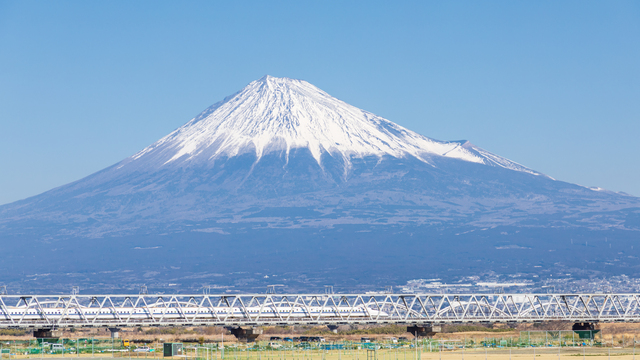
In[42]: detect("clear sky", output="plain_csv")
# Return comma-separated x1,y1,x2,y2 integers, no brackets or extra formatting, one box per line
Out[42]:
1,1,639,205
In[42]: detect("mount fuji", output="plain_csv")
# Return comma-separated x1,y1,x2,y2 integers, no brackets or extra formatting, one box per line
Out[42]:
1,76,639,293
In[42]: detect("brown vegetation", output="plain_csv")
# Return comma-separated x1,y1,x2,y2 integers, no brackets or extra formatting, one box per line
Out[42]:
1,322,640,343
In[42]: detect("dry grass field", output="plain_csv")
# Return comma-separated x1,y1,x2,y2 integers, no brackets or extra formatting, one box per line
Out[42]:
3,348,640,360
2,323,640,360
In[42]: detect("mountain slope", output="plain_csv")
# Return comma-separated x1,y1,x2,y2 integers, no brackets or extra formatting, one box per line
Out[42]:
1,76,638,237
0,76,639,293
121,75,539,175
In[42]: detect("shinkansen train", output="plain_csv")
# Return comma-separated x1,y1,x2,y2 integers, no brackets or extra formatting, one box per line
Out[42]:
0,304,388,320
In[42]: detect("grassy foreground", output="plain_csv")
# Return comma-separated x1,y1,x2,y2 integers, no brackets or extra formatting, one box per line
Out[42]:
4,347,640,360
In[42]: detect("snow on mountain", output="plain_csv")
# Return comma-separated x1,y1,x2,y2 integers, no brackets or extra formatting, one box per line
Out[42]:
123,76,540,176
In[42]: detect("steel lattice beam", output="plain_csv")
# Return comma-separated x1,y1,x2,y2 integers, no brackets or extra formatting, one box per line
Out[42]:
0,293,639,329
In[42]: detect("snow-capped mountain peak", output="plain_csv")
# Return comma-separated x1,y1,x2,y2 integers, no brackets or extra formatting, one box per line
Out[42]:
127,76,538,175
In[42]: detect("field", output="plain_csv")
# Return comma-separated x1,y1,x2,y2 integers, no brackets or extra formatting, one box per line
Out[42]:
2,346,640,360
2,323,640,360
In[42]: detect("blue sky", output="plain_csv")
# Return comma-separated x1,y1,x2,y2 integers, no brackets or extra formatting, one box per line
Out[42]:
0,1,639,205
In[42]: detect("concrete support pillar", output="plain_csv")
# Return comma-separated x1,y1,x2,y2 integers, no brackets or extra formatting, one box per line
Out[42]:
225,326,263,342
108,327,121,339
327,325,339,333
33,328,62,339
572,322,600,340
407,325,441,338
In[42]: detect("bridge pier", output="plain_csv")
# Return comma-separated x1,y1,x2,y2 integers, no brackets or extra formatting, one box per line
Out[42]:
327,325,339,333
33,328,62,339
108,327,121,339
407,325,441,338
225,326,263,342
572,322,600,340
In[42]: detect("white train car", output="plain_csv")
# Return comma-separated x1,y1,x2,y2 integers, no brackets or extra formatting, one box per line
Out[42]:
0,304,388,321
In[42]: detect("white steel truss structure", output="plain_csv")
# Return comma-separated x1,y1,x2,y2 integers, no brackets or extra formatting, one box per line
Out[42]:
1,293,639,329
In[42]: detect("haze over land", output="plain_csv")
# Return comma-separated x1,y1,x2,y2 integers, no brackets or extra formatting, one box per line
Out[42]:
0,76,638,294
